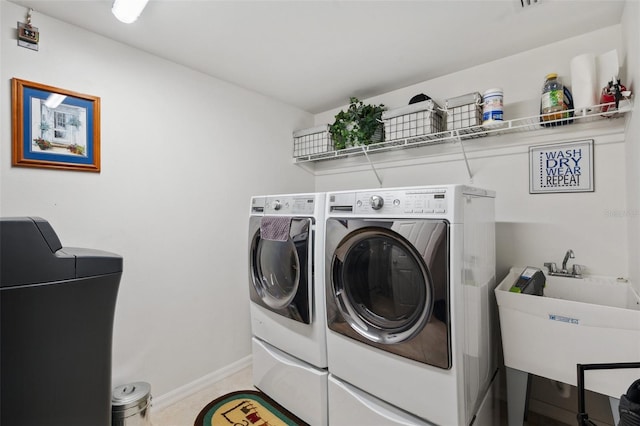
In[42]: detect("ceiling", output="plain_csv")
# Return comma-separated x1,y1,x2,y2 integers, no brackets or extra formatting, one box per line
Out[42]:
9,0,626,114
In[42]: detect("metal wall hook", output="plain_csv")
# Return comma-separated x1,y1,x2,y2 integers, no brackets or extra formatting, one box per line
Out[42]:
362,147,383,187
453,130,473,182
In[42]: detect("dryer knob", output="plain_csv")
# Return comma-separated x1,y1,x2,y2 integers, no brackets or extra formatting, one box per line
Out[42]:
370,195,384,210
273,200,281,210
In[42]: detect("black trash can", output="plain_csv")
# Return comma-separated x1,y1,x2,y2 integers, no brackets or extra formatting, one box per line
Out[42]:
0,217,123,426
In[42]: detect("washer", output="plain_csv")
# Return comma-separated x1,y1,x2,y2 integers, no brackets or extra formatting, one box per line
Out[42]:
325,185,498,426
248,192,327,426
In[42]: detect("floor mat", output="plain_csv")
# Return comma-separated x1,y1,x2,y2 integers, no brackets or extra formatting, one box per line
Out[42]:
194,390,308,426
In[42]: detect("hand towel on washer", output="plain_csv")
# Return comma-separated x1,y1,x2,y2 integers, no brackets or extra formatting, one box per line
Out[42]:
260,217,292,241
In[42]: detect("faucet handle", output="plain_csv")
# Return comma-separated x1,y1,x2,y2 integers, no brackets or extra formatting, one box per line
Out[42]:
572,264,585,276
544,262,557,273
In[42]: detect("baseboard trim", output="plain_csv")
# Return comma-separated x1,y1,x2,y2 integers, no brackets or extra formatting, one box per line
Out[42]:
151,355,253,411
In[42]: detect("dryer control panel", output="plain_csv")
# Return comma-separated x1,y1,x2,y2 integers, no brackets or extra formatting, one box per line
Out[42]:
264,195,316,215
330,188,449,214
251,197,266,213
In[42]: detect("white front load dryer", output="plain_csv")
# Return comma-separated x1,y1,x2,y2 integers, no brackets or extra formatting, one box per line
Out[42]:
325,185,498,426
248,192,327,426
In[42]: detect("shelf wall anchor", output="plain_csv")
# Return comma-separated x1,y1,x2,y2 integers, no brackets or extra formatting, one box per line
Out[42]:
455,130,473,182
362,147,383,187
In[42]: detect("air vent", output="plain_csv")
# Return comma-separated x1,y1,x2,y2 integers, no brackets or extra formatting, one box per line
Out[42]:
520,0,540,7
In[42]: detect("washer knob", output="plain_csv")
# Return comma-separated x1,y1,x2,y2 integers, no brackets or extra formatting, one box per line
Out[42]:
273,200,281,210
370,195,384,210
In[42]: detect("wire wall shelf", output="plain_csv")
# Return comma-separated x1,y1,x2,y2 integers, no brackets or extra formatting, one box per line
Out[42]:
293,99,633,165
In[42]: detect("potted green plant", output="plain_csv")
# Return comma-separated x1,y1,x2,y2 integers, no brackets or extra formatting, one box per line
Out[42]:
329,97,386,150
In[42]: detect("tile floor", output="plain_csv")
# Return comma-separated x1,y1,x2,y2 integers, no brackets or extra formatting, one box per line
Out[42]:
150,365,574,426
151,366,255,426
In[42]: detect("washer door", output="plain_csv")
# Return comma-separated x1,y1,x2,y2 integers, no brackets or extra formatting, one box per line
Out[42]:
327,218,450,368
249,216,312,324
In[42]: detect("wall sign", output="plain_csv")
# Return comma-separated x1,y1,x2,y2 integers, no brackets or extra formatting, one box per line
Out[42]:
17,9,39,51
529,140,594,194
18,22,39,51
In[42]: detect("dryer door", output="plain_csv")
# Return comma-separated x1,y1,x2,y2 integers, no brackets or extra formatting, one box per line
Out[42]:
326,218,450,368
249,216,312,324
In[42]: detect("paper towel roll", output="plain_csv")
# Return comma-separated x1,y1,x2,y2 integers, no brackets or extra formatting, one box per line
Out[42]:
597,49,620,90
571,53,597,110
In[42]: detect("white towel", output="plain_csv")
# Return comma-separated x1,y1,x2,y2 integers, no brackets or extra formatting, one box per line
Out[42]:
260,217,291,241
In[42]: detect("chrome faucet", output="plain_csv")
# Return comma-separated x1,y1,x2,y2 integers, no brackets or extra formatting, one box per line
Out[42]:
544,249,584,278
561,249,574,272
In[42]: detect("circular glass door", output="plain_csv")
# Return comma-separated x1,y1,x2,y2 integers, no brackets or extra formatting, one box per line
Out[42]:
331,227,433,344
252,237,300,310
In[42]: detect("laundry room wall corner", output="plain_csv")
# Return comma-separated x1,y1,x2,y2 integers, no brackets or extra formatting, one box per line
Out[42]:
0,0,314,400
622,0,640,295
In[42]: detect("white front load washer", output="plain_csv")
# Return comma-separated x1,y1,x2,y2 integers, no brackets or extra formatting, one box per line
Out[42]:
248,192,327,426
325,185,498,426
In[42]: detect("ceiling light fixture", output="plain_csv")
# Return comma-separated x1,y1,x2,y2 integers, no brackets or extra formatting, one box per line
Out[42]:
112,0,149,24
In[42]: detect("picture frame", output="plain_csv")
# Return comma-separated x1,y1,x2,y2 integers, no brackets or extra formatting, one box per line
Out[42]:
529,139,594,194
12,78,100,172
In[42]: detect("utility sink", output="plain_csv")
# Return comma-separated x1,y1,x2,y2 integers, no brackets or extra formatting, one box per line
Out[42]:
495,267,640,397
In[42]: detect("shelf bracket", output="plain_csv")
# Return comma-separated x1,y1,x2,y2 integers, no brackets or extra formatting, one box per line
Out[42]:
454,131,473,182
362,147,383,187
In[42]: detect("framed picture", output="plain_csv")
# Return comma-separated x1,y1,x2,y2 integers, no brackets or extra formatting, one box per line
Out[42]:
12,78,100,172
529,139,594,194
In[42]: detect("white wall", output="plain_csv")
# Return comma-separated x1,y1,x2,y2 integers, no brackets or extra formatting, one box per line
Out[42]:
623,0,640,295
314,24,629,280
1,0,314,402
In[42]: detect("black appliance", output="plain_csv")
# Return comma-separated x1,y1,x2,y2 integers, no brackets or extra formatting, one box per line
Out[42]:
0,217,122,426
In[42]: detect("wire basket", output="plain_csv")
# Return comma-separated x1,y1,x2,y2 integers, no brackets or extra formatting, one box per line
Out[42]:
381,100,444,142
445,92,485,138
292,125,332,158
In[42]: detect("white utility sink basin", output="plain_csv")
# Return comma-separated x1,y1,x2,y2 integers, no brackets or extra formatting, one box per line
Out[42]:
495,267,640,397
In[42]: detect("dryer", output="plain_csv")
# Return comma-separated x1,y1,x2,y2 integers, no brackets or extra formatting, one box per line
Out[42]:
248,192,327,426
325,185,498,426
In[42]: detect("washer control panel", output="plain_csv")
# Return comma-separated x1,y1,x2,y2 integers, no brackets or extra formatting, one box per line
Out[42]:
349,188,448,214
264,195,316,214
